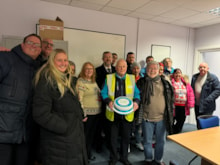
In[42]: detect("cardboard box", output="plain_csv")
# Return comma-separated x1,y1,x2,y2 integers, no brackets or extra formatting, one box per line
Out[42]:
39,18,64,40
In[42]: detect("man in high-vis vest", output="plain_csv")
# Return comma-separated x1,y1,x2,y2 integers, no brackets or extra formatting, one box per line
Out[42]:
101,59,140,165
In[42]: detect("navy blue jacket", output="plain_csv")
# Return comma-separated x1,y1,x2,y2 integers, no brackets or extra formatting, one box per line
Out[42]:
191,72,220,113
0,45,39,143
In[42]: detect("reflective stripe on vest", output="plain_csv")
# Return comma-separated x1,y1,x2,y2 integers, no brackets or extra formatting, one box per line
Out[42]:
106,74,135,122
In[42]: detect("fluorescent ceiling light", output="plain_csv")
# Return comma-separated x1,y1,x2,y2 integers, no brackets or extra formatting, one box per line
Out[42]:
209,7,220,16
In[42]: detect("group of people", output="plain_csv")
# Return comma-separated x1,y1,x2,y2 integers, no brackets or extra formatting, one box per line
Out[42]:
0,33,220,165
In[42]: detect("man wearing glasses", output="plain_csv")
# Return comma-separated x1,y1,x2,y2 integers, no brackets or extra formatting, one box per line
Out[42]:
0,33,42,165
36,38,54,66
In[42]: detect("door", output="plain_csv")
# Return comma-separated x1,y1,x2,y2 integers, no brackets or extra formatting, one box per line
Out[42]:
203,51,220,118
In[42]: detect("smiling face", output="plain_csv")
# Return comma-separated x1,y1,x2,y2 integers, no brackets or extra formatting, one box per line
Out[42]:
132,66,140,77
173,69,182,81
84,63,94,80
199,62,209,76
21,36,42,59
41,38,53,58
147,62,159,78
116,59,127,77
54,52,69,73
103,52,112,67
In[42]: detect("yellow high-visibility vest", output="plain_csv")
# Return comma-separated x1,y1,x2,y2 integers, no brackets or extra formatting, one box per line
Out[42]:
106,74,135,122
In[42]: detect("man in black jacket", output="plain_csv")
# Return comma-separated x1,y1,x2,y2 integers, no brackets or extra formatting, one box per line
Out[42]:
95,51,116,153
36,38,53,66
0,33,42,165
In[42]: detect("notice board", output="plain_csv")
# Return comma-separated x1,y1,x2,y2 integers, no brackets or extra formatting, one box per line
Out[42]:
63,28,126,75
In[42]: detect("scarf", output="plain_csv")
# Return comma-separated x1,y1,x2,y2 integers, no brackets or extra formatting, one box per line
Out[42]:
142,75,161,105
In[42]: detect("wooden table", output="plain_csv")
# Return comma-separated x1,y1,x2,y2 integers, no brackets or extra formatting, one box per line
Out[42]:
167,127,220,165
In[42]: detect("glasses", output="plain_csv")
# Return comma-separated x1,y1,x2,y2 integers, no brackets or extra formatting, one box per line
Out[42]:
85,68,93,71
25,41,41,48
42,41,54,47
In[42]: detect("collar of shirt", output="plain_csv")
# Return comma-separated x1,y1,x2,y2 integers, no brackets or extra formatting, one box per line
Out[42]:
115,73,126,80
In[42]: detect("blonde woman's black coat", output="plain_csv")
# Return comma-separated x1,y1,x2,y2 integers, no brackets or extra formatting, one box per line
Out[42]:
33,76,88,165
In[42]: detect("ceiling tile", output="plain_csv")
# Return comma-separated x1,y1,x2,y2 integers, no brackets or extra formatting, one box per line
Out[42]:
181,12,219,24
150,16,177,23
102,7,131,15
136,1,178,15
162,7,198,19
181,0,220,12
79,0,110,5
41,0,220,28
41,0,71,5
108,0,151,11
70,1,103,10
127,12,155,19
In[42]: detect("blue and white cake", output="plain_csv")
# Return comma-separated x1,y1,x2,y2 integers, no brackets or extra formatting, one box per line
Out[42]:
113,96,133,115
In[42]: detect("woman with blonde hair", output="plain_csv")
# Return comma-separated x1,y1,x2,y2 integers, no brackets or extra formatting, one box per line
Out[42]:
76,62,101,161
33,49,88,165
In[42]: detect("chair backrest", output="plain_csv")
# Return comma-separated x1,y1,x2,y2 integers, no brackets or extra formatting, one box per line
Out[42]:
197,115,219,129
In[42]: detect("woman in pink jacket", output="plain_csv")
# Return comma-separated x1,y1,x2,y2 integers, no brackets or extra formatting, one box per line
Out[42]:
171,68,195,133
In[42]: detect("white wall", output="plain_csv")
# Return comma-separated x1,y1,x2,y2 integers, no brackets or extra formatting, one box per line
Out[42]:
195,24,220,49
137,20,195,76
0,0,195,73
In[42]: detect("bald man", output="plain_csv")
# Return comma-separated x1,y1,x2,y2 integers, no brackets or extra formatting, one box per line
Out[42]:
36,38,54,66
191,62,220,128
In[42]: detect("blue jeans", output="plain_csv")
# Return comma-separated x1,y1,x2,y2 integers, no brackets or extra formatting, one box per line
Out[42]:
142,119,166,162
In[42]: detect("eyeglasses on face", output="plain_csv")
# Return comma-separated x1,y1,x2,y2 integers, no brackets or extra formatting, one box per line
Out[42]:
42,41,54,47
25,41,41,48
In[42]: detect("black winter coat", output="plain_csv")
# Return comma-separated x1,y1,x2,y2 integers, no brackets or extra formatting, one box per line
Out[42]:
137,76,174,135
33,76,88,165
0,45,38,143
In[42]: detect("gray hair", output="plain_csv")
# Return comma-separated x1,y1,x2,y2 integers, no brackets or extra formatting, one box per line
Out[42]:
131,62,141,70
147,61,159,70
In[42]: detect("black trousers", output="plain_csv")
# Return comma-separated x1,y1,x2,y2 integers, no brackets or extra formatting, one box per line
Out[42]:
0,143,29,165
109,115,132,162
95,102,111,151
173,106,186,133
84,114,100,158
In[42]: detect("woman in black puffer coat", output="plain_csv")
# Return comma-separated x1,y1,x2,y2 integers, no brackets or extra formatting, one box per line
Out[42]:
32,49,88,165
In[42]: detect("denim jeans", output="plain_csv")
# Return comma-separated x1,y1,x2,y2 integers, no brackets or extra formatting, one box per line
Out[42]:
142,119,166,162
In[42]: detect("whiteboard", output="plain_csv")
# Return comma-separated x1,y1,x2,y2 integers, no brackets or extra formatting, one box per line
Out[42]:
64,28,126,75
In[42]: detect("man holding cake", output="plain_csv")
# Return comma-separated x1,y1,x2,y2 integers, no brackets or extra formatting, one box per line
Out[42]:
101,59,140,165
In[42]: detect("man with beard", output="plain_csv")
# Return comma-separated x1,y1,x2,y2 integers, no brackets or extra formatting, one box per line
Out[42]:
95,51,116,152
36,38,53,66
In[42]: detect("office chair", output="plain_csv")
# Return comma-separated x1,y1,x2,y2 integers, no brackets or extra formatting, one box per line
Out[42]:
188,115,219,165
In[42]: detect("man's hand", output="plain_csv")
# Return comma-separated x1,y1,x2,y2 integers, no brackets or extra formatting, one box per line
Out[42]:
133,102,139,112
0,47,10,51
108,101,114,111
82,116,88,122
